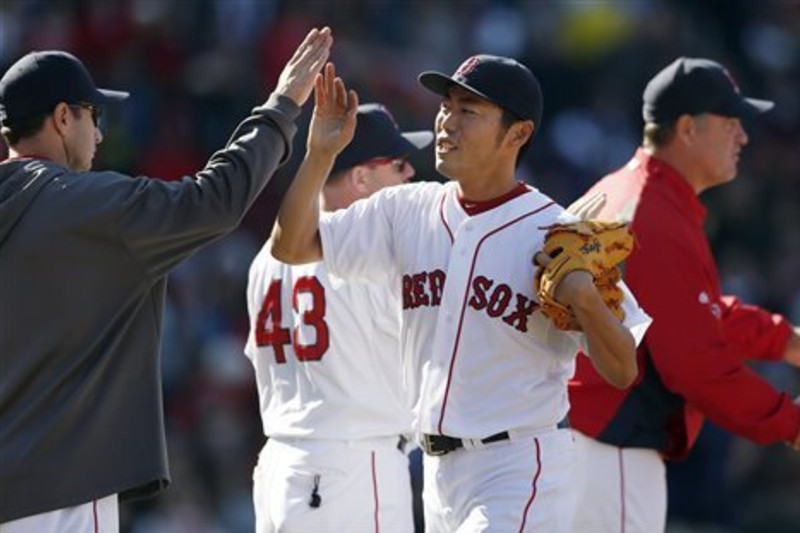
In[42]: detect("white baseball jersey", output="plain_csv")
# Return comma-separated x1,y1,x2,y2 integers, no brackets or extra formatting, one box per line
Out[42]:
244,238,414,440
319,180,651,439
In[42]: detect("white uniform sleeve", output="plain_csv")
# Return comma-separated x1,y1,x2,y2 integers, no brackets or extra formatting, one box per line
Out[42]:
617,279,651,345
319,187,400,284
555,211,580,224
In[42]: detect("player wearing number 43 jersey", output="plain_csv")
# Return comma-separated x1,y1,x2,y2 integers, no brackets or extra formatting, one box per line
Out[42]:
245,98,433,532
274,61,652,531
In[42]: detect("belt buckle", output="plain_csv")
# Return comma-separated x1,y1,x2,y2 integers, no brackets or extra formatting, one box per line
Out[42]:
422,434,448,456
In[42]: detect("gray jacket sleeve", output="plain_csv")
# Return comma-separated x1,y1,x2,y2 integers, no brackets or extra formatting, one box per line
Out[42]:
112,92,301,278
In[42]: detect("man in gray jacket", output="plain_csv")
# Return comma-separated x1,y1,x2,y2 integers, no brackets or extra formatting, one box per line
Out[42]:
0,27,333,532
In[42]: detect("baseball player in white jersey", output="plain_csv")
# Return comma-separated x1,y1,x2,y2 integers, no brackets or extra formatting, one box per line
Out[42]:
273,61,651,532
245,95,433,532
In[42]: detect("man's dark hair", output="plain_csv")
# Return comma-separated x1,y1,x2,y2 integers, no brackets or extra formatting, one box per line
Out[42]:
1,106,82,146
643,120,678,149
1,114,47,146
325,166,351,186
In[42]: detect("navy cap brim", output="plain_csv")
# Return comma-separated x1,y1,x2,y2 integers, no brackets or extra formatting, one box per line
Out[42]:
364,130,433,162
330,129,433,176
402,131,434,150
418,71,496,108
89,88,129,105
740,97,773,116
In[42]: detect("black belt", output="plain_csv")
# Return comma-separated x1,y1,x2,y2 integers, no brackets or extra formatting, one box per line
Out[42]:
421,431,508,456
422,418,570,456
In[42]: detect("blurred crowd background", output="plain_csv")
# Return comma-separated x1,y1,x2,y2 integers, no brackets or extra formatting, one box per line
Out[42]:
2,1,799,532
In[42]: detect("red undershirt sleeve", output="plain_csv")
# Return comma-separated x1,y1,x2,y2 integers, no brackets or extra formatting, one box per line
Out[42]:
626,226,800,445
719,295,792,362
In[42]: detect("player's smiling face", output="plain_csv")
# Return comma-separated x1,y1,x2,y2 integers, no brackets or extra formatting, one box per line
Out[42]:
434,86,511,182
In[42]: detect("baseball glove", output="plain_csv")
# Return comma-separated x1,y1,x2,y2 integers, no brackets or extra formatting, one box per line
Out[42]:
533,221,633,331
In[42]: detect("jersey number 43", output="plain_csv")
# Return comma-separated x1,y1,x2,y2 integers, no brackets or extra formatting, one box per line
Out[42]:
254,277,330,364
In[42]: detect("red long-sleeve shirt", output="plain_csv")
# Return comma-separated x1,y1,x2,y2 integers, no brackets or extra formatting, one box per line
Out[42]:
568,148,798,460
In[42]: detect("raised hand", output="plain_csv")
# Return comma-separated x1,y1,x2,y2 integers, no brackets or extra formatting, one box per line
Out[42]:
307,62,358,158
275,27,333,107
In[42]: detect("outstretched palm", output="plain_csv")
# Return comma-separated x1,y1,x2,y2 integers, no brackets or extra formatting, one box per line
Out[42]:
308,63,358,157
274,27,333,107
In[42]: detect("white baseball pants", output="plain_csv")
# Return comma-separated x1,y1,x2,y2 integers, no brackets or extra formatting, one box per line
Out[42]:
0,494,118,533
571,430,666,533
423,428,576,532
253,436,413,533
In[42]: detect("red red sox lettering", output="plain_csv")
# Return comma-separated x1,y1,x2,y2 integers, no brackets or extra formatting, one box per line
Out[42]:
403,269,446,308
403,270,540,333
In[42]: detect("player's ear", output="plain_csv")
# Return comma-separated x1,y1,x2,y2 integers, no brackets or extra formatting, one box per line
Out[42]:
675,114,696,146
350,165,371,194
506,120,533,149
51,102,72,136
514,121,533,146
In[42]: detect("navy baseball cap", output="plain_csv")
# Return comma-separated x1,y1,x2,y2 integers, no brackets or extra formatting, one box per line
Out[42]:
642,57,773,123
331,103,433,175
0,50,128,124
418,54,543,129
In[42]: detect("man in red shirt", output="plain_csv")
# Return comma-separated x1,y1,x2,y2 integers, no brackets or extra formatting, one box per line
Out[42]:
568,57,800,533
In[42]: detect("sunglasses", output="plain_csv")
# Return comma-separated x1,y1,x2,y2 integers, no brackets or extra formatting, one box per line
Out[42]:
70,102,103,128
365,155,409,173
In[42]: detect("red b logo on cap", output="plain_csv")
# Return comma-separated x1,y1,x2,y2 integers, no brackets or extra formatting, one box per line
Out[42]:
721,67,741,94
455,56,481,79
376,103,399,129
